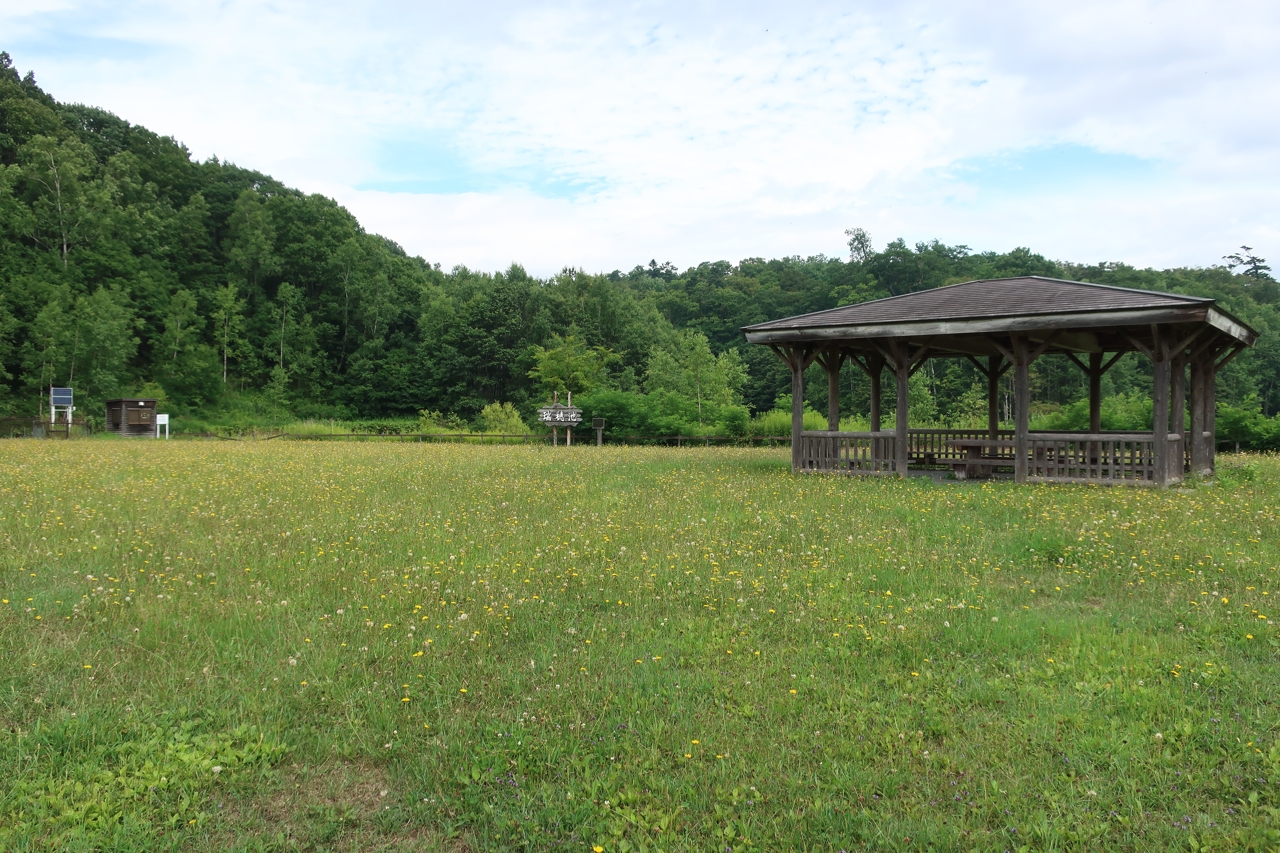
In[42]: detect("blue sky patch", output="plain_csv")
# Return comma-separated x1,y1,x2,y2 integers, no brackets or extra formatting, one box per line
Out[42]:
944,143,1164,195
358,136,601,198
8,28,160,66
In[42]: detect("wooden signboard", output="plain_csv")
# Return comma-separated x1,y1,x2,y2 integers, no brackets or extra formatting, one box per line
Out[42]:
537,392,583,446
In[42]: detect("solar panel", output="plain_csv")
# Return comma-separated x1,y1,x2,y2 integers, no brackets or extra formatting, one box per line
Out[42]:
50,387,73,406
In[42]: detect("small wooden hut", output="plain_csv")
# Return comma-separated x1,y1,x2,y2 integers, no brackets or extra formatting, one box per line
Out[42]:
742,276,1258,486
105,399,158,437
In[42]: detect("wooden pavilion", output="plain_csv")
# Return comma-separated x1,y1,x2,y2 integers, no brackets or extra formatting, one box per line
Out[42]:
742,276,1257,486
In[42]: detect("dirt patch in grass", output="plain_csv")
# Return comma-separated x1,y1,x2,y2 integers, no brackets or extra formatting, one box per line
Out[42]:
204,760,471,852
265,760,391,821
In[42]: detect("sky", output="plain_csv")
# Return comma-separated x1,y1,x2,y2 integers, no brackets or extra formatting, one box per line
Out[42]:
3,0,1278,276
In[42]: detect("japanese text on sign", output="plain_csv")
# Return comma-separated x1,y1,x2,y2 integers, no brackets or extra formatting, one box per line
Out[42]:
537,404,583,425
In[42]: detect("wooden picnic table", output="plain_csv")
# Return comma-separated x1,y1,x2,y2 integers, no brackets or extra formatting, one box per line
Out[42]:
946,438,1015,479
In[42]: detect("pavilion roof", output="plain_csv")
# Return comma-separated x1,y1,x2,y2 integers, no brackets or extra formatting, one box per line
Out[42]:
741,276,1257,352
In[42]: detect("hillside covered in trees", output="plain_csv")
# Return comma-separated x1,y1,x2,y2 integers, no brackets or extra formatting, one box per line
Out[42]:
2,52,1279,444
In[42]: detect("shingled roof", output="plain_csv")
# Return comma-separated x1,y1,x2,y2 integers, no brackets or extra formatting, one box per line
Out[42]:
744,276,1210,331
741,276,1256,350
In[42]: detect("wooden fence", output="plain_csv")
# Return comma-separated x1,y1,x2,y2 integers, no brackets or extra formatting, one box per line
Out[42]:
798,431,898,474
0,417,88,439
1025,432,1169,484
615,435,790,447
176,432,793,445
271,432,542,443
797,428,1187,484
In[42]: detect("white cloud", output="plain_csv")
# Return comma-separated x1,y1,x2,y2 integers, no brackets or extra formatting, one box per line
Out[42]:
4,0,1278,273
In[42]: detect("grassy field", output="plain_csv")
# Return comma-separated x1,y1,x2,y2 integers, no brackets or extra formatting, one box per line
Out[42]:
1,442,1277,852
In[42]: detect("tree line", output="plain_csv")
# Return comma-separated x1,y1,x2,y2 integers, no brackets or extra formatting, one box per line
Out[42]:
2,52,1279,445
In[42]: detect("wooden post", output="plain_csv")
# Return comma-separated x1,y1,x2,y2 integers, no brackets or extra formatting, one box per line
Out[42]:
1206,350,1219,474
1013,336,1030,484
828,365,840,431
987,355,1000,440
817,350,844,431
1189,356,1207,475
1170,355,1186,436
769,344,819,473
792,356,804,470
868,354,883,432
1170,353,1186,480
785,347,808,471
850,351,886,468
889,343,910,477
1088,352,1103,433
1151,328,1170,487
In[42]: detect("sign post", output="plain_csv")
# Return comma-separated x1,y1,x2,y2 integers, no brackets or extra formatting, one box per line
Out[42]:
536,391,583,446
155,413,170,439
593,417,605,446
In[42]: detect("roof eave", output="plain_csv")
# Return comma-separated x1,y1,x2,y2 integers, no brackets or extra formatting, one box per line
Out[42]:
1205,306,1258,346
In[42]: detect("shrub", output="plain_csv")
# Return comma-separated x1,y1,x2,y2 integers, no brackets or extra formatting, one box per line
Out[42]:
578,390,745,438
477,402,529,434
719,404,749,437
1216,397,1280,451
418,409,469,433
747,406,826,436
1029,391,1155,432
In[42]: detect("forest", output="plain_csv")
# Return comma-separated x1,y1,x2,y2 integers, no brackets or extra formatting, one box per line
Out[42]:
2,51,1280,446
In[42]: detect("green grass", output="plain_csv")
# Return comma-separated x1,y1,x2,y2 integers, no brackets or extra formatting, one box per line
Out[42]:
170,417,424,438
1,443,1277,852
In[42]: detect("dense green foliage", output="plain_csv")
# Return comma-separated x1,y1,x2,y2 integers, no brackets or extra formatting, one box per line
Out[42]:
3,53,1280,443
2,442,1278,851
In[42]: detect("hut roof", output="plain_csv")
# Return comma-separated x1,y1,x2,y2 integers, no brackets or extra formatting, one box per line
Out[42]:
741,276,1256,350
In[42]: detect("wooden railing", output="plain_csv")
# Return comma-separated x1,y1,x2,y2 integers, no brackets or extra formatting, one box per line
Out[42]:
799,429,1187,484
1025,433,1173,483
799,431,898,474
